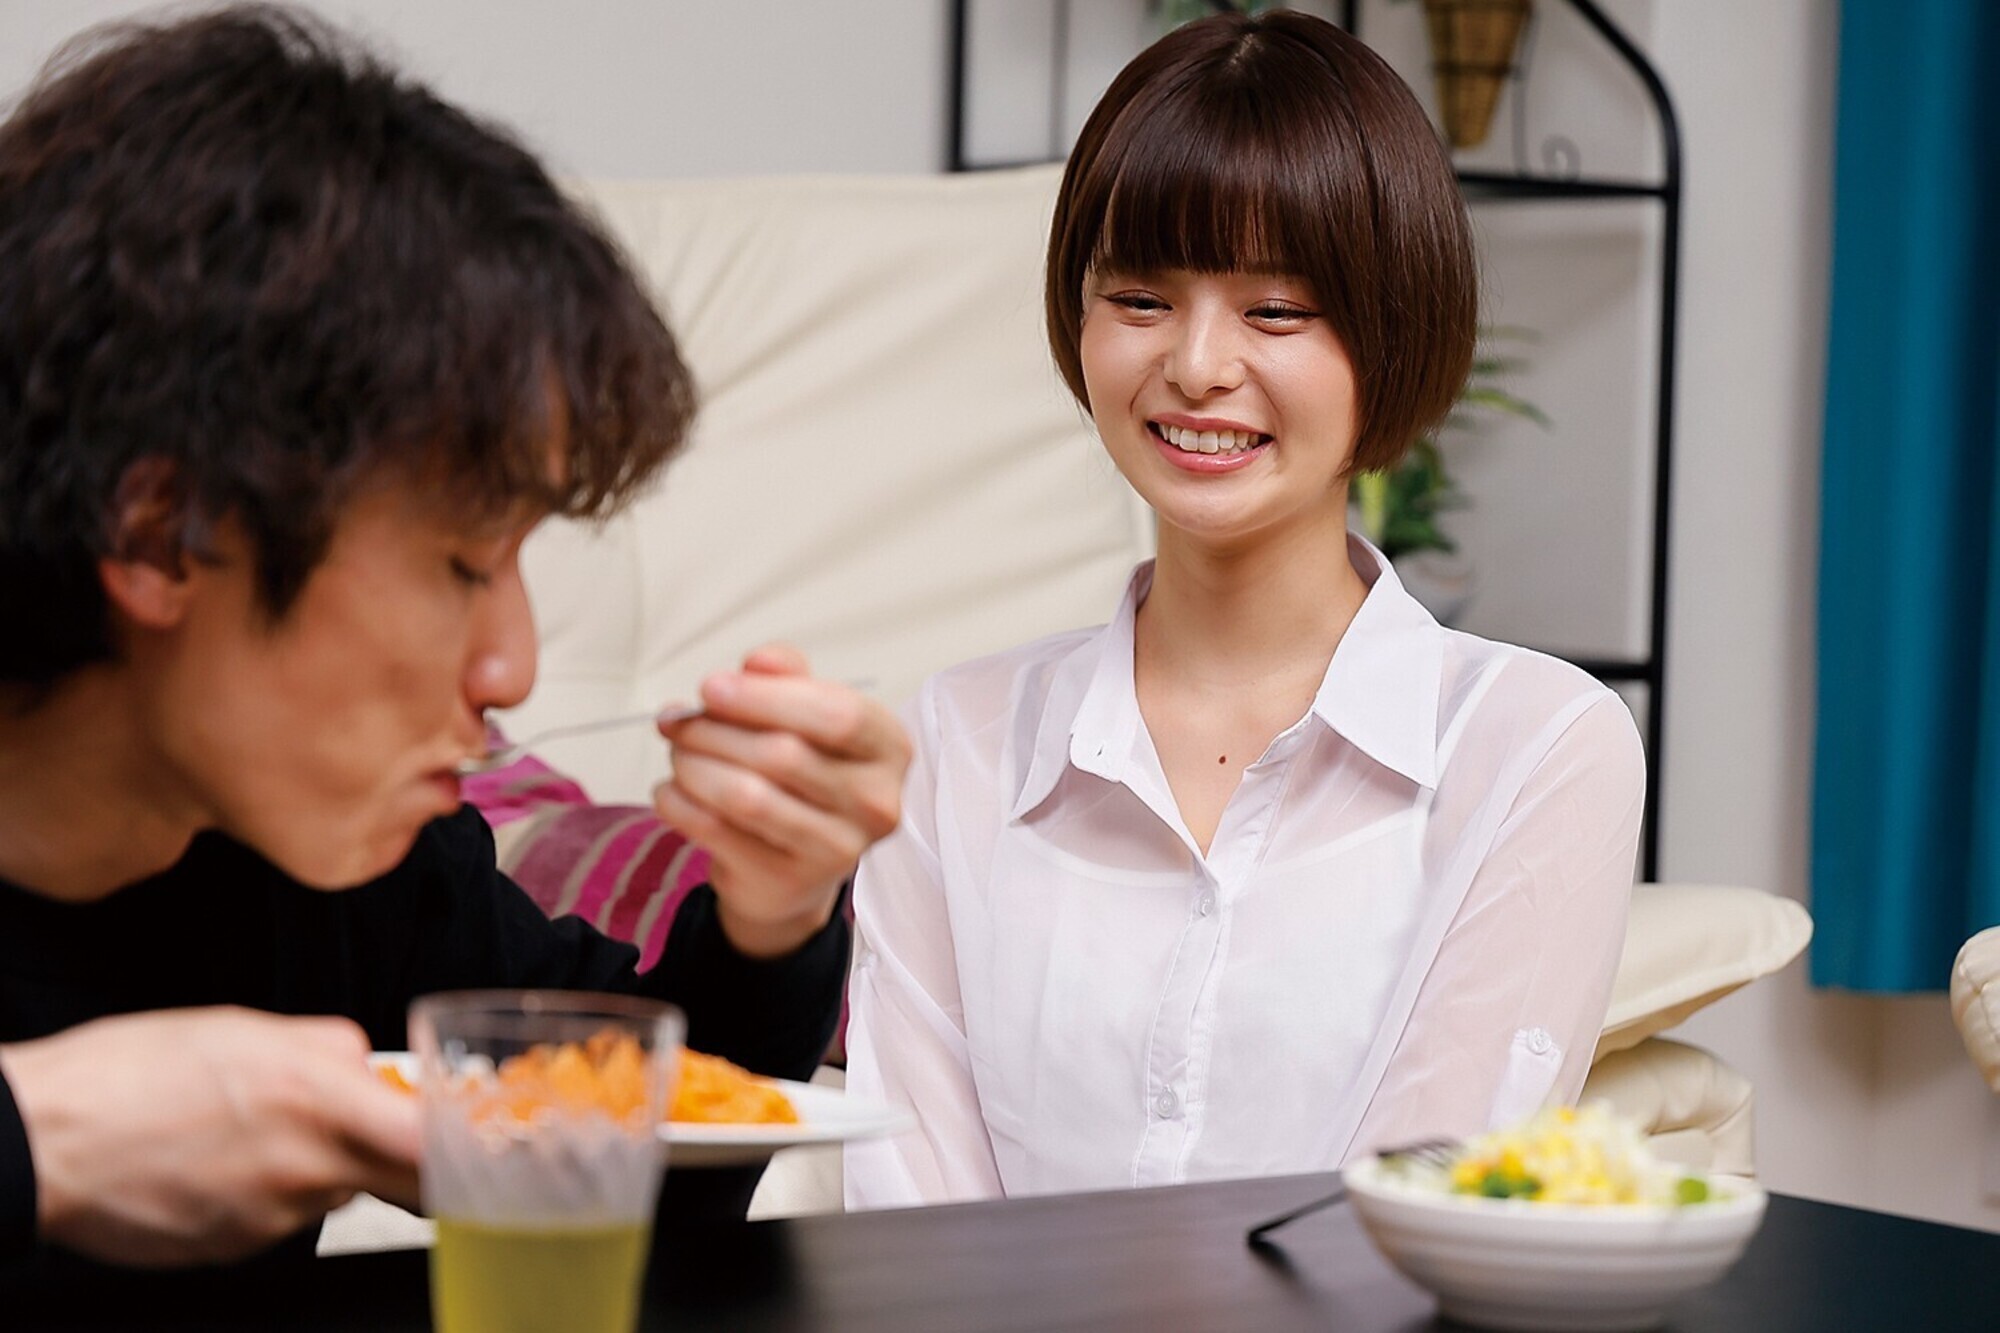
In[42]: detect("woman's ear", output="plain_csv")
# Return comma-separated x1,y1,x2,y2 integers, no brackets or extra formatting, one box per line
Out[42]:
97,457,193,630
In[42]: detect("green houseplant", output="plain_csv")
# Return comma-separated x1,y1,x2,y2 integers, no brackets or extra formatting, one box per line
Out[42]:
1352,333,1549,559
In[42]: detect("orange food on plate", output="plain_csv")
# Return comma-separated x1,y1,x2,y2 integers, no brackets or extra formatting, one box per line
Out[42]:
669,1049,799,1125
376,1039,798,1126
490,1028,652,1122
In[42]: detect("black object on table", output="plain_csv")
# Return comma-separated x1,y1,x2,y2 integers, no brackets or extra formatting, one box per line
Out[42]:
4,1174,1995,1331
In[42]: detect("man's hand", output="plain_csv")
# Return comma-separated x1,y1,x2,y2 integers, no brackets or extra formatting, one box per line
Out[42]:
654,645,909,958
0,1007,420,1267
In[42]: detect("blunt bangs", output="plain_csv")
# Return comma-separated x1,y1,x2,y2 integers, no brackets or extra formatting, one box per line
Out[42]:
1085,38,1363,294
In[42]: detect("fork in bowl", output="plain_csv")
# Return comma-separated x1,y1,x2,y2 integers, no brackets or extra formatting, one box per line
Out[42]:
1245,1137,1458,1245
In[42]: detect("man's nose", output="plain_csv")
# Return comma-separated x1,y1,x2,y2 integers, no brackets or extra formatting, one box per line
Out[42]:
465,563,538,712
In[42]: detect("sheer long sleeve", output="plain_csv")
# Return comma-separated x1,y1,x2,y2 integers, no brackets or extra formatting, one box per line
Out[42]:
843,690,1003,1208
1349,691,1646,1155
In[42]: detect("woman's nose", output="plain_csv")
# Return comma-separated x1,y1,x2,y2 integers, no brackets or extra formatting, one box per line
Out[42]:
464,563,538,712
1163,309,1245,397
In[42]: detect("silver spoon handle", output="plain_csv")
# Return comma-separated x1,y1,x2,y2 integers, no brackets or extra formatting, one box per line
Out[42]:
464,705,700,775
512,705,699,753
463,677,878,775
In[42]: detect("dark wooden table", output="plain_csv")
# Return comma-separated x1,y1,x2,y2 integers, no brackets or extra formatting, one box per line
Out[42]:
8,1173,1996,1330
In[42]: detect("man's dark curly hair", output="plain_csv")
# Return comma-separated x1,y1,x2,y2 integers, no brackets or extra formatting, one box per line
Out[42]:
0,4,694,689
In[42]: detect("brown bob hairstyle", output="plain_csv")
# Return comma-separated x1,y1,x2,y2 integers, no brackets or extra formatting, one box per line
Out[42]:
1045,10,1477,476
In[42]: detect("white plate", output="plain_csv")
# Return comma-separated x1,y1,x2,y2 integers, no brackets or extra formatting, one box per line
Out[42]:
668,1077,910,1167
370,1054,910,1169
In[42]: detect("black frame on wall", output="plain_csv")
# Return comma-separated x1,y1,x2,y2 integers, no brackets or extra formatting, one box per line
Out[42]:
945,0,1681,880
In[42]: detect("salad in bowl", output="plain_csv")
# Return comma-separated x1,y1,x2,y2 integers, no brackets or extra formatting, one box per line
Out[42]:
1344,1104,1766,1333
1435,1103,1713,1206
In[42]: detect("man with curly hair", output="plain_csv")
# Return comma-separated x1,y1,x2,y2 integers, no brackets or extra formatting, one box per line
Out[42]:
0,5,907,1271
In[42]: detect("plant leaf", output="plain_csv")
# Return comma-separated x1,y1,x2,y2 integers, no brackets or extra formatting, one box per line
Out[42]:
1364,324,1550,555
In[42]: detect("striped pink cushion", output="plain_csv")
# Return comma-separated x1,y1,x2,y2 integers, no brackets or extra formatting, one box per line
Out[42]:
464,729,709,973
463,727,849,1063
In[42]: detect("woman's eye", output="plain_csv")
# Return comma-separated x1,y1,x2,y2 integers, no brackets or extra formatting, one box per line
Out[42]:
1107,292,1168,312
1250,303,1317,323
448,557,495,589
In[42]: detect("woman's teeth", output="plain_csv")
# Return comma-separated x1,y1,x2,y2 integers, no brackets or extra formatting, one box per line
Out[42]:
1156,423,1266,455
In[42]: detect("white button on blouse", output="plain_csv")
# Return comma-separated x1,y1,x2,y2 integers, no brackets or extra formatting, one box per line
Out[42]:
844,540,1645,1209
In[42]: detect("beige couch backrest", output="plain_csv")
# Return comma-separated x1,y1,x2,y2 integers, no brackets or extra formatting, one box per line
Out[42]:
504,167,1153,803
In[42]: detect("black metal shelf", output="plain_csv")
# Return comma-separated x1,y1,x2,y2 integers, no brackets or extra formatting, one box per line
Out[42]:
1456,171,1668,202
951,168,1668,203
1553,658,1654,685
1330,0,1683,881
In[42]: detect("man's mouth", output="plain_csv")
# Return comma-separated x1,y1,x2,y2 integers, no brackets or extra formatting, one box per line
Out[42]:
1150,422,1271,456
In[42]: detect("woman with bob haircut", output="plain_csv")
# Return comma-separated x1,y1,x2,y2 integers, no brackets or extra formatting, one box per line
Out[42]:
844,10,1643,1207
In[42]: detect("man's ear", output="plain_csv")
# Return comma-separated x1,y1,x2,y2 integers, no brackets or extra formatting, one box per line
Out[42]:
97,457,193,630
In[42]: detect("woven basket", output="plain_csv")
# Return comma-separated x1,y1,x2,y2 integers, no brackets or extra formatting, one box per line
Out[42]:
1420,0,1532,150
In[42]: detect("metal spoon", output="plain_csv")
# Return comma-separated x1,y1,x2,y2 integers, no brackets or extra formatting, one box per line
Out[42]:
456,704,702,776
457,676,879,776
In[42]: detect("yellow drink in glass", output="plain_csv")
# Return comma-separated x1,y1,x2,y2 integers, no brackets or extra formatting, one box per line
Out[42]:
411,991,682,1333
431,1218,649,1333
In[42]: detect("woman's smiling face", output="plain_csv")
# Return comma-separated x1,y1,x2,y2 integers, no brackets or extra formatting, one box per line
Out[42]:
1079,266,1360,554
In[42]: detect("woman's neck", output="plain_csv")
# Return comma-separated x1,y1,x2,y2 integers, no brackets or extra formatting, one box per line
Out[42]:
1131,516,1370,855
0,672,201,901
1137,517,1369,688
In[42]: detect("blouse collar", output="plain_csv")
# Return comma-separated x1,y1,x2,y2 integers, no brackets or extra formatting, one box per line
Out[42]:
1010,535,1445,820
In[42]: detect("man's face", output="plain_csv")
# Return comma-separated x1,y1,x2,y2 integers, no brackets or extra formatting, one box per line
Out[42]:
144,479,540,887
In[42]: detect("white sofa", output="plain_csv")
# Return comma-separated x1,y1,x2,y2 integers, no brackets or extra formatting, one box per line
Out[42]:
1953,927,2000,1089
493,167,1808,1212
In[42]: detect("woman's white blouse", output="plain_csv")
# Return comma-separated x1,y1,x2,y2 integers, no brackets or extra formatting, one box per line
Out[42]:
844,545,1645,1208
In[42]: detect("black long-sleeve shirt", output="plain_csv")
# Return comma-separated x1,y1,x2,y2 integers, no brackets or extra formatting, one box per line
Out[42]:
0,805,848,1268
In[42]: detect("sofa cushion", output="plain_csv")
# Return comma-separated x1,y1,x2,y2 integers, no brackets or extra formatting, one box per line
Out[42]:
468,734,710,973
1578,1036,1754,1175
1950,925,2000,1090
1597,883,1812,1057
503,167,1153,804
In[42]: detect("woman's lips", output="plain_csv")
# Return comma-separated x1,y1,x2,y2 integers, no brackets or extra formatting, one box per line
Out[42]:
1147,421,1269,473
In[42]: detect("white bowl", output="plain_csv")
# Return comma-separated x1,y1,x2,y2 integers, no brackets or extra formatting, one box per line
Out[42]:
1343,1156,1767,1332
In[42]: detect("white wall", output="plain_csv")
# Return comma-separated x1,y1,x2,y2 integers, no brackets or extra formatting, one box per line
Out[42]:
1648,2,2000,1233
6,0,1995,1232
0,0,947,178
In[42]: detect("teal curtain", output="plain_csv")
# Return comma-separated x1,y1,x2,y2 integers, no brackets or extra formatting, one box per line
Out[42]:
1812,0,2000,990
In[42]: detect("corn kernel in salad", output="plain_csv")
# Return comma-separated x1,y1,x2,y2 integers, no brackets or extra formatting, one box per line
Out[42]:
1441,1104,1709,1206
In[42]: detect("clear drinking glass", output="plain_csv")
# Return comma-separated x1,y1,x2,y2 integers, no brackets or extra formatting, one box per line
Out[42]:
410,990,683,1333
